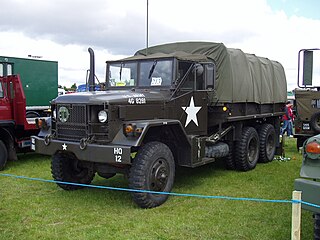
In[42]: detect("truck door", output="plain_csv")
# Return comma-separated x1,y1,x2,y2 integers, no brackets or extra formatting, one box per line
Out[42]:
174,62,208,135
0,75,12,121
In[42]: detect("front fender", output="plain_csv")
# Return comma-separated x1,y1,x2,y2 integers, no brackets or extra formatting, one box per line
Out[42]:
111,119,189,147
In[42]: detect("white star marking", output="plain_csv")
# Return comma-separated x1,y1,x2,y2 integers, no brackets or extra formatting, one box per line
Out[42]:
62,143,67,150
181,96,202,127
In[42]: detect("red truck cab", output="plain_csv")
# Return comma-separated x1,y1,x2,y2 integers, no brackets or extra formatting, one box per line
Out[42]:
0,75,43,170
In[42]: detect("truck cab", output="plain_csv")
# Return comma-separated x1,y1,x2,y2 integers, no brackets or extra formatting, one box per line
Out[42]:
0,75,40,169
0,56,58,170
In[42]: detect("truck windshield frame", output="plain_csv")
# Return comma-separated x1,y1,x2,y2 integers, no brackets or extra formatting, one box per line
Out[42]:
106,58,175,89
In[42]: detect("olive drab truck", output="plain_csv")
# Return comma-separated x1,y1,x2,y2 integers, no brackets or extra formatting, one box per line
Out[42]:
0,56,58,170
31,42,287,208
294,49,320,150
294,48,320,239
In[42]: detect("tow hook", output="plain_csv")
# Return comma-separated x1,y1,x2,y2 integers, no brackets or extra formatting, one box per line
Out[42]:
44,134,52,146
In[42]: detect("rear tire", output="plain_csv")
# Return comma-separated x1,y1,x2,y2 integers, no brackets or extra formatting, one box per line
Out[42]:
310,112,320,133
224,141,236,170
0,140,8,171
235,127,259,171
51,151,95,190
258,124,276,163
129,141,175,208
297,137,308,151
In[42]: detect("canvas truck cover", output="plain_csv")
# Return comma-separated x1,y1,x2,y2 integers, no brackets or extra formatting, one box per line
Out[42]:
133,42,287,104
295,89,320,120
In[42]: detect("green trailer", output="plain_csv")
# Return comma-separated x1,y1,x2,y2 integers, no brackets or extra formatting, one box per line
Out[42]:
0,56,58,109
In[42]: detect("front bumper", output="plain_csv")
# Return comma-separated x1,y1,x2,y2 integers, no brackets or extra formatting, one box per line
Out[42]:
31,136,132,164
294,178,320,213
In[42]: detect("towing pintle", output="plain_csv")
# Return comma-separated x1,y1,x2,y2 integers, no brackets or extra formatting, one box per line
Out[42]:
88,48,95,91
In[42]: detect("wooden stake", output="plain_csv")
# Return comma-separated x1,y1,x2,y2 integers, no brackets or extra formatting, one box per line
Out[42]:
291,190,302,240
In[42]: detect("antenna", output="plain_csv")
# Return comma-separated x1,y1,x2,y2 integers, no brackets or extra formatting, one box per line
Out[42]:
146,0,149,55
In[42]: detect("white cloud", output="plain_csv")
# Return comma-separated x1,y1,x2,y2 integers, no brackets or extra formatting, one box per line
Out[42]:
0,0,319,91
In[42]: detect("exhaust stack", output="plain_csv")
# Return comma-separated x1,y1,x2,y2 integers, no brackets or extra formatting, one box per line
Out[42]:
88,48,95,91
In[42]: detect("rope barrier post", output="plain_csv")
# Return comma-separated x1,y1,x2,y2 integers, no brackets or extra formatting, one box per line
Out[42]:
291,190,302,240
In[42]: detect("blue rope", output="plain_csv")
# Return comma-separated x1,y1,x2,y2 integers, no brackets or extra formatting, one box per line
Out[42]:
1,173,319,208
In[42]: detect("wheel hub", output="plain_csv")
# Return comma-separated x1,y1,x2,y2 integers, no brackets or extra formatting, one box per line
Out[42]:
150,159,169,191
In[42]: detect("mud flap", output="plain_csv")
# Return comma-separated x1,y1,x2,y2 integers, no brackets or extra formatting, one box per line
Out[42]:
8,139,18,161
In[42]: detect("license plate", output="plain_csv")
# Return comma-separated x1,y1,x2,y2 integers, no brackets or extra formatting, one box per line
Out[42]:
302,123,310,130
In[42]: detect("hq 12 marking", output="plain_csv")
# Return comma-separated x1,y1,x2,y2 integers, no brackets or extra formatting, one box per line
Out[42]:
114,147,123,162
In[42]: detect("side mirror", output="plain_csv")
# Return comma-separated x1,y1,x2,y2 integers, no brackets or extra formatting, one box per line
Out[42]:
298,48,320,88
204,63,215,89
302,50,313,86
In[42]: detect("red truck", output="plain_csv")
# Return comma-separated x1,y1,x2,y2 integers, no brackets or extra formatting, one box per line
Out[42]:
0,56,58,170
0,75,48,169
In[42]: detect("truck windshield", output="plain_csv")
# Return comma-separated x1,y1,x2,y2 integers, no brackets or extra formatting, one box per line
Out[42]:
139,60,173,87
107,59,173,88
108,62,137,87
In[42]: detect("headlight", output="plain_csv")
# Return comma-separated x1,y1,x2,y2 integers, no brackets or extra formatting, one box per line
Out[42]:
98,110,108,123
52,109,56,119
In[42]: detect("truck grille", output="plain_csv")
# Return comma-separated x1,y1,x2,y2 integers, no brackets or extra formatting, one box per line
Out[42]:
56,104,87,141
54,104,110,142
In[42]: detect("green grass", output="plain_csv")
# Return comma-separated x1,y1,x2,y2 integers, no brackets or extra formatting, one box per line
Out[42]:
0,138,314,239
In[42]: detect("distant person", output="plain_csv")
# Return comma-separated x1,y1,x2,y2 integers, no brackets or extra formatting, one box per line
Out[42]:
280,101,294,137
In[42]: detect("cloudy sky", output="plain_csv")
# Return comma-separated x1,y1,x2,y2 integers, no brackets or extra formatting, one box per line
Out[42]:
0,0,320,90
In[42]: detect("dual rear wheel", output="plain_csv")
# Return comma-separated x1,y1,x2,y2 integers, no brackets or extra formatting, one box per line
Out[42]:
226,124,276,171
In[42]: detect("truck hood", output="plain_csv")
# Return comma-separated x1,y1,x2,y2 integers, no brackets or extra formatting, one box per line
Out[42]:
52,90,170,105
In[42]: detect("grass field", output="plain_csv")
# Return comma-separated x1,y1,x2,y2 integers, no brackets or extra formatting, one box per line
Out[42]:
0,138,314,239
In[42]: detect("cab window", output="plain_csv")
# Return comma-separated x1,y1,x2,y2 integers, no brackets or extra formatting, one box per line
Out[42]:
0,63,3,77
139,60,173,87
0,82,4,98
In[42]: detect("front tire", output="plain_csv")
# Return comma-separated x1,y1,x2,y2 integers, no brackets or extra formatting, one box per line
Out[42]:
0,140,8,171
258,124,276,163
235,127,260,171
128,141,175,208
51,151,95,190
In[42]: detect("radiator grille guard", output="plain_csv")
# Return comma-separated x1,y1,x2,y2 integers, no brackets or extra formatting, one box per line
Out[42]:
54,104,109,142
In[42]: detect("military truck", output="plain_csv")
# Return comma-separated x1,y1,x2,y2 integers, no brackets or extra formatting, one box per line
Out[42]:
0,56,58,169
31,42,287,208
294,49,320,150
294,48,320,239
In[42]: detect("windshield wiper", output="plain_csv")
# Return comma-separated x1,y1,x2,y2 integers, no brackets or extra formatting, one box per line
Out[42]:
148,60,157,79
119,62,124,81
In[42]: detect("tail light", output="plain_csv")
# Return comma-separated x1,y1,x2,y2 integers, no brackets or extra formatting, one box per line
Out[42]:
305,141,320,154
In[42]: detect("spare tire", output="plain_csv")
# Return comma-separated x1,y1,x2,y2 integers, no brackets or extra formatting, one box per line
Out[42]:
310,112,320,133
